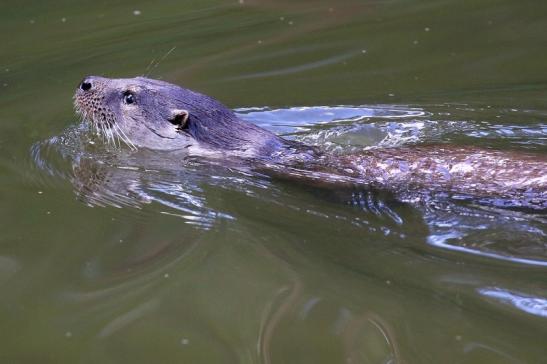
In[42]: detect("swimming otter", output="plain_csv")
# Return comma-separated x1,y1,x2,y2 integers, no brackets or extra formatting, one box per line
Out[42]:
74,76,546,208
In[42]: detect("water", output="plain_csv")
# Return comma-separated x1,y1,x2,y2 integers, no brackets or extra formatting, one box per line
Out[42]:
1,0,546,363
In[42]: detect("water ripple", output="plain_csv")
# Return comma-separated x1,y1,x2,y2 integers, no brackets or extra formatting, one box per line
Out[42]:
479,287,547,318
31,103,547,266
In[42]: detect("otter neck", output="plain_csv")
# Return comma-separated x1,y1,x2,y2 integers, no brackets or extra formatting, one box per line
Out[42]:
185,110,314,161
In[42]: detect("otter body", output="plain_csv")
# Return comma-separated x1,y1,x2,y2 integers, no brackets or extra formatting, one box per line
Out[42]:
74,76,546,207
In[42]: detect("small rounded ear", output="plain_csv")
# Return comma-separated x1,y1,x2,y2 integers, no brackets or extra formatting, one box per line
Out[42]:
169,109,189,130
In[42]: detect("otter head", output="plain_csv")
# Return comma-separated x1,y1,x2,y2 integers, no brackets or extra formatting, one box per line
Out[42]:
74,76,281,155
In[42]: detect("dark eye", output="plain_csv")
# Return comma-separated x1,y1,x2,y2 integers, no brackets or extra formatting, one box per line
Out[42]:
123,91,135,105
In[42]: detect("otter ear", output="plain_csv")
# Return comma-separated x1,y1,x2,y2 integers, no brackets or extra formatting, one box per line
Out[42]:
169,109,189,130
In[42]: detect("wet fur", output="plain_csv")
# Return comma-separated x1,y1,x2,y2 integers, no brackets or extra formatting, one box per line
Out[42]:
74,76,547,208
75,76,285,156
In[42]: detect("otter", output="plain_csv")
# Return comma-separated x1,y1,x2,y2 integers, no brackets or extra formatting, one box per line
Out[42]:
74,76,546,208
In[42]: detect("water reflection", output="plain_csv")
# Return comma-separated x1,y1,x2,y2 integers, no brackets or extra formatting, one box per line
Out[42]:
28,103,547,362
3,0,547,360
32,104,547,269
479,287,547,318
424,202,547,266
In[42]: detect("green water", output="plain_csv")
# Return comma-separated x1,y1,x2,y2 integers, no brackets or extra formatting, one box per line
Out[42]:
1,0,546,363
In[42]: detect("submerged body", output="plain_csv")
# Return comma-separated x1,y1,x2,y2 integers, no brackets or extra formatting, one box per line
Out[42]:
74,76,547,207
339,146,545,207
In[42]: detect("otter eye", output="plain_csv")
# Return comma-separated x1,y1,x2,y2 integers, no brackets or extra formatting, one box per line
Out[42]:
123,91,135,105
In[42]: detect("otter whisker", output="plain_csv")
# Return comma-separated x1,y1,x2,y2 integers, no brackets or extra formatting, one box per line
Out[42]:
95,120,103,141
144,58,156,76
99,122,108,144
111,126,120,148
144,46,176,77
107,122,119,148
111,126,121,149
94,121,100,138
91,113,100,138
109,125,118,148
114,126,124,149
95,112,108,144
106,125,116,148
113,123,138,151
114,124,126,149
98,114,113,147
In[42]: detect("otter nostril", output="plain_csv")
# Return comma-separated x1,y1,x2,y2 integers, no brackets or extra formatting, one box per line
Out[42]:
80,81,92,91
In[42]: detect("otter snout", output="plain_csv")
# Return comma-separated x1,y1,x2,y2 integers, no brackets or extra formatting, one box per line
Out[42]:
74,76,115,130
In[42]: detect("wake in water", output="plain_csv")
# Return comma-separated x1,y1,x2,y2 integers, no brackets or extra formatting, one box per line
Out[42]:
31,104,547,267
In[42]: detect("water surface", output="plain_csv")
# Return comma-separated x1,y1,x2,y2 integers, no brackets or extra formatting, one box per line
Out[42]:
1,0,547,363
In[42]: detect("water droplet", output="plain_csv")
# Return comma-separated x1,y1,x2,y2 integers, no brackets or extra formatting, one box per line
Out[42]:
424,27,430,32
181,338,189,345
61,17,67,23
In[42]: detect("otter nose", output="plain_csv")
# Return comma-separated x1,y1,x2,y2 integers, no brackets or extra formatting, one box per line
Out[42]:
80,79,92,91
